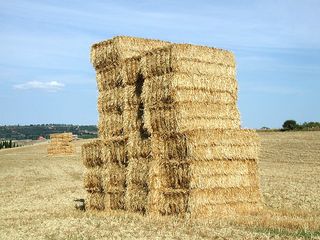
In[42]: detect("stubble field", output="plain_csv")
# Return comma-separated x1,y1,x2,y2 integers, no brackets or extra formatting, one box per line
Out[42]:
0,131,319,239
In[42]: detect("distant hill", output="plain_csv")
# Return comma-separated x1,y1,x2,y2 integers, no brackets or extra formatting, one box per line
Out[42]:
0,124,97,140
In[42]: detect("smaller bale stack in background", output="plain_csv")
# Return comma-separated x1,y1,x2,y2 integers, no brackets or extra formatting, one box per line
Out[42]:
47,132,74,155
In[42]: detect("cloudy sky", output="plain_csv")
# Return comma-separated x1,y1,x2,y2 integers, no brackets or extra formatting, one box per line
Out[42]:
0,0,319,128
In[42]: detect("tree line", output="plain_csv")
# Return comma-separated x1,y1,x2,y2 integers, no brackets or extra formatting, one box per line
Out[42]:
0,140,18,150
282,120,320,131
0,124,97,140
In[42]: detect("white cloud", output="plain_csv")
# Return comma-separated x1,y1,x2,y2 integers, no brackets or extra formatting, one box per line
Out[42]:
13,81,64,92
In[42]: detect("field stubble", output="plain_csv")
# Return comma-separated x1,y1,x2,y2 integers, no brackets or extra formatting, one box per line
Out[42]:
0,132,319,239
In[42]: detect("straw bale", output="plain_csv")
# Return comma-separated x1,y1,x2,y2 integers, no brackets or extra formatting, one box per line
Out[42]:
47,145,75,155
102,163,126,192
141,44,235,78
50,132,73,141
151,129,259,161
125,183,148,213
147,189,189,216
144,110,240,133
104,191,126,210
144,88,236,107
98,113,124,138
125,156,151,213
142,73,238,107
148,103,240,119
190,173,259,189
84,167,103,192
189,187,261,206
144,103,240,133
87,192,105,211
101,137,128,166
50,139,70,144
149,163,259,190
91,36,170,70
190,202,262,218
97,88,124,113
96,66,124,91
122,56,142,86
189,145,259,161
189,159,258,176
126,157,151,186
123,106,142,134
127,133,151,159
123,85,141,107
149,160,189,190
82,140,103,168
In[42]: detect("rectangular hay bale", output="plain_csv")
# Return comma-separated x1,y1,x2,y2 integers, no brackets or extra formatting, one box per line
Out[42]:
123,106,143,134
87,192,105,211
151,129,260,161
101,137,128,166
91,36,170,70
142,73,238,107
97,87,124,113
144,103,240,133
96,66,124,91
82,140,104,168
127,133,151,159
147,159,260,190
141,44,235,78
126,157,151,186
147,189,189,216
102,163,127,192
104,191,126,210
98,113,124,138
84,167,103,192
189,187,261,206
125,183,148,213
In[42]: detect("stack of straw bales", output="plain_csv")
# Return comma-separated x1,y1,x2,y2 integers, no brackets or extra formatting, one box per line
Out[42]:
83,36,170,211
85,36,262,217
141,44,261,217
47,132,74,155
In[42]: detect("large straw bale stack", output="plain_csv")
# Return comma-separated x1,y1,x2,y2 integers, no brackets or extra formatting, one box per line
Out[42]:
47,132,74,155
86,36,262,217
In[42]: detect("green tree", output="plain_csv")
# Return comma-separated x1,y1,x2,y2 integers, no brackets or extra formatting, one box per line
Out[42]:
282,120,299,131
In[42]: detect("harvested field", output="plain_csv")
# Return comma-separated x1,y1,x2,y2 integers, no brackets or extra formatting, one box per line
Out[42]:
0,132,319,239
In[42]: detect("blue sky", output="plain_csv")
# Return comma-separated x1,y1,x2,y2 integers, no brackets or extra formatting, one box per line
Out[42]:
0,0,319,128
